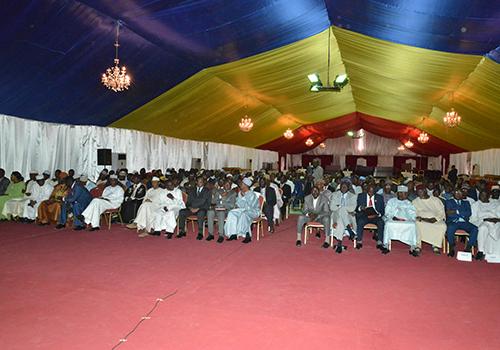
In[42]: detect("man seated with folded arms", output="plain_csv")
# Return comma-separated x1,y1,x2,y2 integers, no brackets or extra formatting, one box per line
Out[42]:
444,189,478,257
295,186,331,247
471,191,500,260
381,185,418,256
19,175,53,223
78,175,124,231
329,180,357,253
413,184,446,254
354,184,385,250
207,179,237,243
57,176,93,230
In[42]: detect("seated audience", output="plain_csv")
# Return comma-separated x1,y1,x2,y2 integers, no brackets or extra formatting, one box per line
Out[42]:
207,179,237,243
381,185,418,256
445,189,478,257
471,191,500,260
37,173,69,225
0,172,26,220
120,174,147,224
78,175,124,231
254,178,277,234
0,168,10,195
177,176,211,240
225,178,260,244
413,185,446,254
329,180,357,253
355,184,385,250
296,186,331,247
20,175,53,223
57,176,93,230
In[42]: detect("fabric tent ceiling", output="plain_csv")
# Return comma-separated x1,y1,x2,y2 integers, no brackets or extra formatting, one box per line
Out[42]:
1,1,499,155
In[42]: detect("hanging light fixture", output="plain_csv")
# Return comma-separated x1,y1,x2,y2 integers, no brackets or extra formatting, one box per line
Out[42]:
418,131,429,144
404,140,414,148
239,117,253,132
305,138,314,147
239,95,253,132
443,92,461,128
319,142,326,149
397,145,405,151
283,128,294,139
102,22,131,92
443,108,461,128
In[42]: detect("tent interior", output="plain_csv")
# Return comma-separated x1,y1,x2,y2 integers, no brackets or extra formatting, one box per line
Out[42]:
2,0,500,176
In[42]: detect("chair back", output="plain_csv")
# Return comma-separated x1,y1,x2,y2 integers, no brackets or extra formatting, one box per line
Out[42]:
181,191,188,205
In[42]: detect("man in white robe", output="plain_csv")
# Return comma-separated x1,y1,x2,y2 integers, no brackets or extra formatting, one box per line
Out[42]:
471,191,500,260
21,175,53,221
156,179,185,238
269,174,283,225
132,177,167,237
224,178,260,244
413,185,446,254
382,185,418,256
79,175,124,230
329,181,357,253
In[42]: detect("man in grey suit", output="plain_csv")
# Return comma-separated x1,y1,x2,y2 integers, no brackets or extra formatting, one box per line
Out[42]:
207,179,237,243
330,181,357,253
296,186,331,247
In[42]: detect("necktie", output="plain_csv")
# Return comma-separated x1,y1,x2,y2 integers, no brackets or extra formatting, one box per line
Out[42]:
368,196,373,207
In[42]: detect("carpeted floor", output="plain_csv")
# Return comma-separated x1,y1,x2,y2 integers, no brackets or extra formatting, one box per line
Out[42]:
0,217,499,350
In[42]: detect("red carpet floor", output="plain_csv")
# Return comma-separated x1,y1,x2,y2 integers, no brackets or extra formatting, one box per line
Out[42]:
1,217,499,350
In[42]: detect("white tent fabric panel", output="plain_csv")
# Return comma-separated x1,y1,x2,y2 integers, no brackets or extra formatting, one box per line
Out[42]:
0,114,277,180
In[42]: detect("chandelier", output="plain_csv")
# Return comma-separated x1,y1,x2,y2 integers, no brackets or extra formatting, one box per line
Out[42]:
305,138,314,147
404,140,414,148
319,142,326,149
443,108,461,128
102,22,131,92
418,131,429,144
283,128,294,139
239,116,253,132
397,145,405,151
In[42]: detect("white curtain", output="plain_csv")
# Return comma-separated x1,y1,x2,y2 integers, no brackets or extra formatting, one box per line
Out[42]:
305,131,417,157
471,149,500,176
0,114,277,180
450,152,471,175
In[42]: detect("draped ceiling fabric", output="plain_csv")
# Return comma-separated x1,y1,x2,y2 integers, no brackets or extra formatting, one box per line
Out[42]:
1,1,500,158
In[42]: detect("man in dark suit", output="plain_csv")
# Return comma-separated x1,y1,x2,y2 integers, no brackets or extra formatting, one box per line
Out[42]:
254,178,277,233
467,180,486,202
177,176,211,240
120,174,147,223
355,184,385,249
445,189,478,257
57,177,93,230
447,165,458,186
279,175,292,221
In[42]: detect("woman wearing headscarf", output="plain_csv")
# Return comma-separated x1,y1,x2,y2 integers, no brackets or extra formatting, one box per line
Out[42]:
0,172,26,220
37,172,69,225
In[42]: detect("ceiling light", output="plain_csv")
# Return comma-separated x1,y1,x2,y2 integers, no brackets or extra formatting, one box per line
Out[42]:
239,116,253,132
102,22,131,92
398,145,405,151
418,131,429,144
346,131,354,137
307,73,320,83
305,138,314,147
283,128,294,139
334,74,349,88
319,143,326,149
404,140,414,148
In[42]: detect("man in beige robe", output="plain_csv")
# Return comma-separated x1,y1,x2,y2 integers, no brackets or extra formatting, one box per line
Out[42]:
413,185,446,254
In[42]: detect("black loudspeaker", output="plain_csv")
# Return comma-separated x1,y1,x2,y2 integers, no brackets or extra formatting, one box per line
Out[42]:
97,149,112,166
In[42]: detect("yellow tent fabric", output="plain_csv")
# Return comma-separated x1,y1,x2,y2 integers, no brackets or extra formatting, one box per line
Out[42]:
112,26,500,151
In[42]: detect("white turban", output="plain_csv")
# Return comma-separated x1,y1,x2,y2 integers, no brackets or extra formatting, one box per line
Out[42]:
242,178,253,187
397,185,408,193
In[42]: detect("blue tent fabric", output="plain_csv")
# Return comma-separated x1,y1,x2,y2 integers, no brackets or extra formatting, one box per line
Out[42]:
0,0,498,126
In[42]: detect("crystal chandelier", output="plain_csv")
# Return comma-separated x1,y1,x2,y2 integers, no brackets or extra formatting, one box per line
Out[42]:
404,140,414,148
102,22,131,92
283,128,294,139
418,131,429,144
305,138,314,147
239,116,253,132
319,142,326,149
443,108,461,128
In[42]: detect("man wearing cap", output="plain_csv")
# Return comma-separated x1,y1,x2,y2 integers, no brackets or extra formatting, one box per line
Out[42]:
355,184,385,250
329,181,357,253
117,170,130,189
177,176,211,240
491,185,500,204
57,176,93,230
79,175,96,192
381,185,418,256
20,175,53,222
471,191,500,260
120,174,147,224
225,177,260,244
24,170,39,197
0,168,10,195
460,184,476,205
444,189,478,257
78,175,124,231
413,185,446,254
